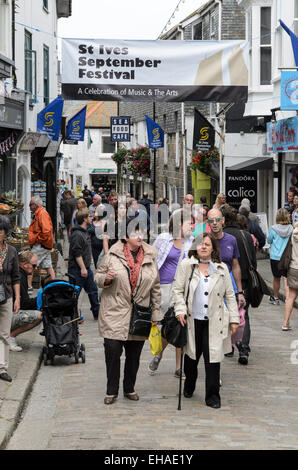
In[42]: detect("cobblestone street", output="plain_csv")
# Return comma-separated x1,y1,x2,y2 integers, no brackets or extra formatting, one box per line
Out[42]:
6,280,298,450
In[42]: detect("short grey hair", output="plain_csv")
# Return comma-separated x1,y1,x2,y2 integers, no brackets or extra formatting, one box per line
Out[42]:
31,196,43,207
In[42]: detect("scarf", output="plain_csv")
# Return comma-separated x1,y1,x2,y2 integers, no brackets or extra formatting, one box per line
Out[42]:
0,242,8,273
123,243,144,293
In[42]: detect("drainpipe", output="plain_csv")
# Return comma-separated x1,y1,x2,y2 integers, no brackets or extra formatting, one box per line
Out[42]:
215,0,222,41
178,24,187,197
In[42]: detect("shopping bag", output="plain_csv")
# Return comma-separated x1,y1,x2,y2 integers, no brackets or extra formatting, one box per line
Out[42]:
149,324,162,356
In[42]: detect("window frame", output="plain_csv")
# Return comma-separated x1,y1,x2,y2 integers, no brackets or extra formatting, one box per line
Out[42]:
259,6,272,86
43,45,49,106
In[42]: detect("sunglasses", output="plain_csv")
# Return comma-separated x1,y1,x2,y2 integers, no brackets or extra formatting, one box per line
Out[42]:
30,263,38,268
208,217,222,223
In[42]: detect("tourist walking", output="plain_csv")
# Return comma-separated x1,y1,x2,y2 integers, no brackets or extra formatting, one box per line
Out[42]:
68,208,100,320
173,232,239,409
94,221,161,405
148,208,194,378
28,196,55,281
282,222,298,331
0,216,20,382
267,208,293,305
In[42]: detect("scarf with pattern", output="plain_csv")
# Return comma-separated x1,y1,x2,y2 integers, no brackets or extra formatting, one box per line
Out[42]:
123,243,144,294
0,242,8,273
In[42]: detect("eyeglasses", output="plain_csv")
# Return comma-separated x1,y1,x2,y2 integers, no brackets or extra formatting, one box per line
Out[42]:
208,217,222,223
30,263,38,268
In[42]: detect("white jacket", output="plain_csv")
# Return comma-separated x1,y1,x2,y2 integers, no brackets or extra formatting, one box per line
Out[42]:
153,232,194,270
172,257,239,363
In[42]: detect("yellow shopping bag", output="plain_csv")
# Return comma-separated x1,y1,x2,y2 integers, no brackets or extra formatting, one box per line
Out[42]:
149,324,162,356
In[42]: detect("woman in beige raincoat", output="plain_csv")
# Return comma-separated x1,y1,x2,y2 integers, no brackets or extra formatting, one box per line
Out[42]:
94,220,161,405
173,232,239,409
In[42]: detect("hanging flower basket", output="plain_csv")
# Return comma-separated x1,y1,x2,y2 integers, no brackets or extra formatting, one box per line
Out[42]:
125,145,151,177
191,148,220,178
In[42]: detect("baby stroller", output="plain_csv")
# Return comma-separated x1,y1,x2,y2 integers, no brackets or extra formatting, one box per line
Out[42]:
37,275,86,365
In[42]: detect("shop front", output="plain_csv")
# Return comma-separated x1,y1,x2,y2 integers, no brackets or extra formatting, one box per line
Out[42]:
91,168,117,195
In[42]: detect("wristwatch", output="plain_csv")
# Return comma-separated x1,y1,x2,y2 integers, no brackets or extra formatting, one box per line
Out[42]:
237,291,244,295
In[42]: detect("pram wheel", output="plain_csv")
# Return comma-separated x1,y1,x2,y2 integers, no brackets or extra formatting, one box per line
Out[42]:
43,346,54,366
74,343,86,363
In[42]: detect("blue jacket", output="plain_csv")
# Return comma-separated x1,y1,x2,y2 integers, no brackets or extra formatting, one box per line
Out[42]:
267,224,293,260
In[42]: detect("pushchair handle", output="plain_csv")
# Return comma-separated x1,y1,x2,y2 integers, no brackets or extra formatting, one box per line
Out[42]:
65,273,76,285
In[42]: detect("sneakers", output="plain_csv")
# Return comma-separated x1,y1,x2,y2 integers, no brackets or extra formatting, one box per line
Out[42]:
8,337,22,352
282,325,292,331
148,356,161,375
174,369,185,379
269,295,280,305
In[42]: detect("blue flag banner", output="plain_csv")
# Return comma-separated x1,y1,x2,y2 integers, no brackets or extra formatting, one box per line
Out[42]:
66,105,87,141
145,115,164,149
37,95,64,141
280,19,298,66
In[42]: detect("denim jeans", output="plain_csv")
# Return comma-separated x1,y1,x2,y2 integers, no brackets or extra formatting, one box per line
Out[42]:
68,267,100,318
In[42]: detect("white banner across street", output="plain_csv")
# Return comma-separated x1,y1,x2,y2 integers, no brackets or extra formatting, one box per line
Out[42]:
62,38,249,103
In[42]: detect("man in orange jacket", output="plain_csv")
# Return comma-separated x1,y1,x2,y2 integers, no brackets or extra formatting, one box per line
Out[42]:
28,196,55,281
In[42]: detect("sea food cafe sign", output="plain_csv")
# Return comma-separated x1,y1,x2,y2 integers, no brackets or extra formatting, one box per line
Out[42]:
267,116,298,153
61,39,249,103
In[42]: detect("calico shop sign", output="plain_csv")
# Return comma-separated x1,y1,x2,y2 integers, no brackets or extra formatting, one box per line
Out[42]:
226,170,258,212
62,39,249,103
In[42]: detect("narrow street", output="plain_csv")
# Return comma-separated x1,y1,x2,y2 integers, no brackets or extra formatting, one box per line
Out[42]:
6,289,298,450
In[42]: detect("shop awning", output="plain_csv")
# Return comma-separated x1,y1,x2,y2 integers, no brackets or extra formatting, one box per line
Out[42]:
227,157,273,171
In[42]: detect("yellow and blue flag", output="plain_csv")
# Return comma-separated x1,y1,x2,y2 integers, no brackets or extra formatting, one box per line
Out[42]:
66,105,87,142
37,95,64,141
145,114,164,149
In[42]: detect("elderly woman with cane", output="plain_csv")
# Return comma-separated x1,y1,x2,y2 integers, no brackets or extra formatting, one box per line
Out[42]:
173,232,239,409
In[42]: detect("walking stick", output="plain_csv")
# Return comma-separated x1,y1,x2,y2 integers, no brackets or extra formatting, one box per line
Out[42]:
178,350,184,411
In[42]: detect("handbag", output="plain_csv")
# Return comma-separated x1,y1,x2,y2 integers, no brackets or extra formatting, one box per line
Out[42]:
126,267,152,337
240,231,270,308
161,265,195,348
278,236,292,275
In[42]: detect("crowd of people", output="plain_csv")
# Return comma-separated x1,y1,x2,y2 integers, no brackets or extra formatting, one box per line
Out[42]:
0,186,297,411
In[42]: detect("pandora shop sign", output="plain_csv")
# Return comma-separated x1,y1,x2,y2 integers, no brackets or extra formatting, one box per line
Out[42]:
226,170,258,212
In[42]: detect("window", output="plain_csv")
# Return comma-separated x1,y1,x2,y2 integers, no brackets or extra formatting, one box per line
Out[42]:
210,10,216,37
102,136,115,153
24,30,36,104
43,0,49,11
247,8,252,48
193,22,202,40
294,0,298,36
260,7,272,85
163,133,168,166
43,45,49,106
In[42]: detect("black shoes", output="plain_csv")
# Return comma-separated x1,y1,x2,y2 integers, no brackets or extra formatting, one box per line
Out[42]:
206,401,221,409
183,390,193,398
225,346,234,357
0,372,12,382
236,341,249,365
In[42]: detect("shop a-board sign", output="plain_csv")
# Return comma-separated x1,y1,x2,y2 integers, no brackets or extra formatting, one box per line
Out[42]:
226,169,258,213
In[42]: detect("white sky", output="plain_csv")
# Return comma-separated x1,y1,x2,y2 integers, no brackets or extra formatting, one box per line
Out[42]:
58,0,206,40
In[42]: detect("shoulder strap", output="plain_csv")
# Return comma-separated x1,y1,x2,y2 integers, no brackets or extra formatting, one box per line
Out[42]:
186,264,196,306
240,230,253,269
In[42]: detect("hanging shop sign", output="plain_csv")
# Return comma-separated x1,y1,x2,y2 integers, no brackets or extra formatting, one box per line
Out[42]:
267,116,298,153
226,169,258,212
62,39,249,103
110,116,131,142
0,97,24,130
281,71,298,110
0,132,15,155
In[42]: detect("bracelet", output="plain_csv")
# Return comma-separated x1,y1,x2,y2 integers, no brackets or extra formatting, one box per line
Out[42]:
237,291,244,295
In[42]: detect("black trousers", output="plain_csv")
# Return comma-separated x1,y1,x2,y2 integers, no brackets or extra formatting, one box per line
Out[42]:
104,338,145,396
184,319,220,406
